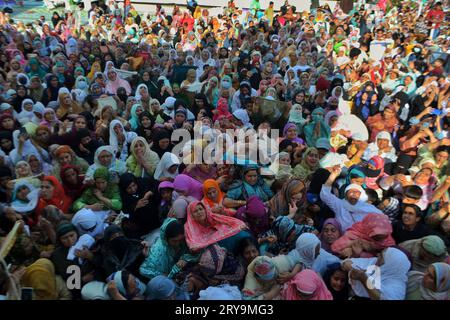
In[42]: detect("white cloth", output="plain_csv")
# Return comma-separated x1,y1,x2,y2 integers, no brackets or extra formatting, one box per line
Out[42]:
109,119,138,162
198,284,242,300
287,233,321,269
153,152,180,180
67,234,96,264
320,185,383,231
349,248,411,300
72,208,108,238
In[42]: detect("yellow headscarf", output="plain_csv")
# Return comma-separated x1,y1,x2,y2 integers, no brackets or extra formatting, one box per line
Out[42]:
21,258,58,300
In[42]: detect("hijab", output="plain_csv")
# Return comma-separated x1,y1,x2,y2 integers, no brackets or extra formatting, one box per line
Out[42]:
154,152,180,180
281,269,333,300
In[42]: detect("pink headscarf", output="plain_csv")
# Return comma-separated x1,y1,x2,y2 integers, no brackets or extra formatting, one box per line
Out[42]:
213,97,231,122
173,174,204,200
331,213,395,257
281,269,333,300
365,155,386,190
184,201,247,251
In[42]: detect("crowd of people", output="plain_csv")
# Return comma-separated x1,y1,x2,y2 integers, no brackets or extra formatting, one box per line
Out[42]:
0,0,449,300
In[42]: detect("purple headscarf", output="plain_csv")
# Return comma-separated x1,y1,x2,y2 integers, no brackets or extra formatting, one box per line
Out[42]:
235,196,269,236
283,123,305,145
173,174,204,200
319,218,343,253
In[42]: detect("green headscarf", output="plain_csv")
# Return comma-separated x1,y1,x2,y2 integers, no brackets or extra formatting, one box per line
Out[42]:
93,167,110,181
422,236,447,257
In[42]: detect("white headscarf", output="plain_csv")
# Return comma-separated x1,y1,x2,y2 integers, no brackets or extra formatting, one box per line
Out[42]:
349,248,411,300
10,181,39,213
288,233,321,269
109,119,138,162
154,152,180,180
198,285,242,300
72,208,107,238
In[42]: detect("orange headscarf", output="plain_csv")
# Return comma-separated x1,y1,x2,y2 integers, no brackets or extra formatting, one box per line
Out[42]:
33,176,72,225
202,179,225,209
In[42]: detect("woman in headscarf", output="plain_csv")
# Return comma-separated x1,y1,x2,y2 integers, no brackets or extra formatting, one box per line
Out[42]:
362,131,398,164
11,85,31,113
72,167,122,213
399,235,448,273
140,218,196,280
261,216,317,256
269,152,293,181
12,161,41,188
242,255,295,300
184,164,217,184
292,148,320,181
331,213,396,258
320,218,344,253
406,262,450,300
34,176,72,226
281,122,305,145
342,247,411,300
338,165,367,198
56,91,83,121
202,179,234,216
151,129,173,158
281,269,333,300
235,196,270,237
40,108,61,132
10,181,40,214
303,108,331,147
105,69,132,95
184,201,248,252
135,111,154,144
29,76,45,102
173,174,204,201
60,164,86,202
87,61,102,83
224,166,273,208
154,152,180,182
118,172,160,239
288,104,307,135
109,119,138,162
126,137,160,178
364,155,388,193
17,99,35,125
21,258,71,300
353,83,380,122
51,145,89,181
73,128,102,165
268,179,305,218
42,75,61,106
128,103,143,131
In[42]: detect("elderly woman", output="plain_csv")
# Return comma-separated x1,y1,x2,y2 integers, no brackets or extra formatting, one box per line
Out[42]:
406,262,450,300
224,166,273,208
85,146,127,184
292,148,320,181
51,145,89,181
399,235,448,272
362,131,398,164
126,137,160,178
72,167,122,213
109,119,138,162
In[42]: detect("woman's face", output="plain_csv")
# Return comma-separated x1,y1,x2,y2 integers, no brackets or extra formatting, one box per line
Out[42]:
23,102,33,112
414,168,432,185
30,78,41,88
243,244,259,265
141,116,151,128
322,223,340,245
134,140,145,155
192,203,207,224
244,170,258,186
98,150,113,166
16,163,30,177
40,180,55,200
376,138,389,150
60,231,78,248
95,177,108,192
330,269,347,292
126,181,138,195
167,233,185,249
44,111,54,121
175,113,186,124
1,118,14,130
422,266,436,291
0,138,11,151
113,123,123,135
75,117,86,129
168,164,178,174
142,72,150,81
16,185,30,201
306,151,319,167
295,93,305,103
435,151,449,165
198,164,210,173
206,187,218,202
279,155,291,166
63,95,72,105
58,152,72,166
63,168,78,185
383,108,395,119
